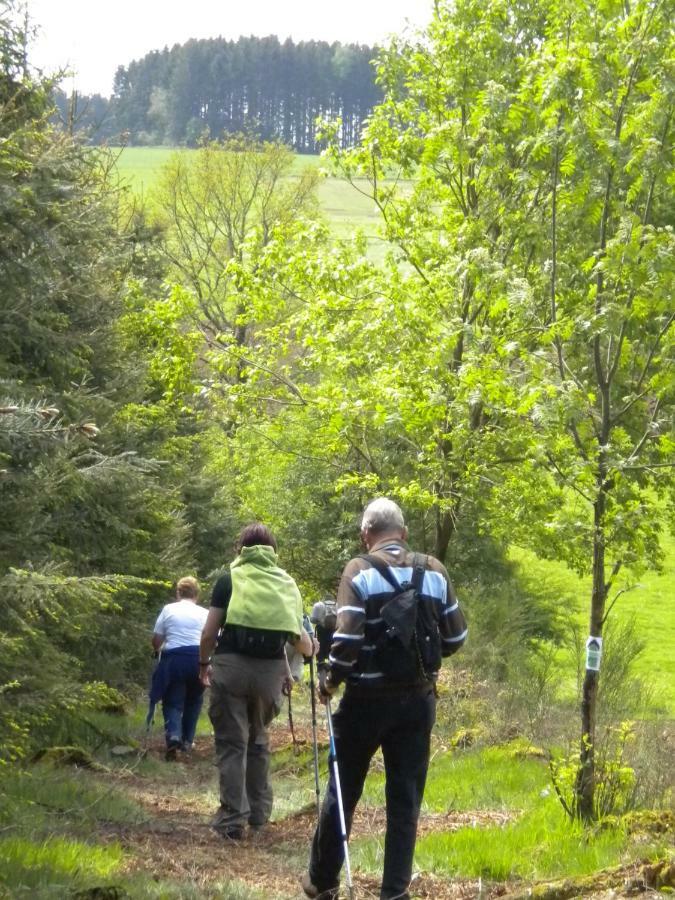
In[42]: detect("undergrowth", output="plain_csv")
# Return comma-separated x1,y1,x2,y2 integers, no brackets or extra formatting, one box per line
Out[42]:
0,760,266,899
361,744,549,812
0,764,147,837
409,802,636,881
0,836,123,898
353,745,672,883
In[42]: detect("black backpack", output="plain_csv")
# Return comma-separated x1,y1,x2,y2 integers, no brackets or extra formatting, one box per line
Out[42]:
361,553,442,683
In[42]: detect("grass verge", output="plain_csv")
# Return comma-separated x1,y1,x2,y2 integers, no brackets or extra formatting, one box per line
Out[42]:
410,801,657,881
361,744,549,813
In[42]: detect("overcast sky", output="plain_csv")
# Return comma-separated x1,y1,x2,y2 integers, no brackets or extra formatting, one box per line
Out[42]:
26,0,433,96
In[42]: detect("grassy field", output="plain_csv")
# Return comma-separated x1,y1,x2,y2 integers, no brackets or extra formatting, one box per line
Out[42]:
1,705,670,900
113,145,393,255
509,532,675,714
355,745,658,883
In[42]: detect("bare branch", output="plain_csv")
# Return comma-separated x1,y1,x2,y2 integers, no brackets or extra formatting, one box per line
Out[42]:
206,334,308,403
241,425,342,470
546,452,594,503
602,587,627,626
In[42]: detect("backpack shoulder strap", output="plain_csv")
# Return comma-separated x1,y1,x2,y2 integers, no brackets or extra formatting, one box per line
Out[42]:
411,554,427,593
359,554,401,591
360,553,427,593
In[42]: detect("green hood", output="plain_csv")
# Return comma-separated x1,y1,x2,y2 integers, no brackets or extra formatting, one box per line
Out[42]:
226,544,303,636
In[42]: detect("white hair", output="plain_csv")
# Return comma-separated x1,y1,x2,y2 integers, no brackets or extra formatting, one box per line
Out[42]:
361,498,405,535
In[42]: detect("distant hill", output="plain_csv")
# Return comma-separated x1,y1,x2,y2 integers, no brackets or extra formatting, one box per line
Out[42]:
53,35,381,152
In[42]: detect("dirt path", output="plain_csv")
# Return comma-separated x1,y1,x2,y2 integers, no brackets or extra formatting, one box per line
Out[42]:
115,803,495,900
96,730,667,900
98,731,508,899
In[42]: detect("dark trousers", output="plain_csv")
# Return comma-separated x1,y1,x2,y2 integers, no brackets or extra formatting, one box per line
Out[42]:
309,688,436,900
160,648,205,748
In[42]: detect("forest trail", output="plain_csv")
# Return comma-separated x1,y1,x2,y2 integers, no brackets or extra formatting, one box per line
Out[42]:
99,728,494,899
88,721,665,900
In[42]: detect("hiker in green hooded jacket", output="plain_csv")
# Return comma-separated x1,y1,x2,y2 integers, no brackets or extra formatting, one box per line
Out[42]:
199,523,314,840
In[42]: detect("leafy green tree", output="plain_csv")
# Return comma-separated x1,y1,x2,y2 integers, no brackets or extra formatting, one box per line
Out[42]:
280,0,549,561
510,0,673,820
320,0,673,821
224,0,673,824
150,137,319,377
188,1,543,572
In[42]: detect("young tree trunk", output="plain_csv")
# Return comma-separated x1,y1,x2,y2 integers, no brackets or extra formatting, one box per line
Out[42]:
434,507,455,563
576,452,609,820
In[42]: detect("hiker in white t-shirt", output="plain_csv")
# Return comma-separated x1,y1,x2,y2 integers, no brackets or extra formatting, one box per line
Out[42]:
151,577,209,760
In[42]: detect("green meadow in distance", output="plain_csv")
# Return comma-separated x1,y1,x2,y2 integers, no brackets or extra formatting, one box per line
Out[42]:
113,145,395,261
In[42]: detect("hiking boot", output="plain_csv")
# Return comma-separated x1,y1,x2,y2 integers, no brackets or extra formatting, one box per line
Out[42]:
301,872,339,899
165,739,181,761
213,824,245,841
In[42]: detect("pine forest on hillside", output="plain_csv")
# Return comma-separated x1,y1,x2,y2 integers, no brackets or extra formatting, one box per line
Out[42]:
53,35,381,151
1,0,674,896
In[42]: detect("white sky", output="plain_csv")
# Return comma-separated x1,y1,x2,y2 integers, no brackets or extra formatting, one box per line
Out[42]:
26,0,434,97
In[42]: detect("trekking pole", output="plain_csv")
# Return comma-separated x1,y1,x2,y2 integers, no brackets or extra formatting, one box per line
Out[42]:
325,698,355,900
283,646,300,754
145,648,161,747
286,683,300,753
308,655,321,820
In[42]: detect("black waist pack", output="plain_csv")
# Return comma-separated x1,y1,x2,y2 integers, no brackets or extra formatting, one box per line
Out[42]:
362,553,441,682
226,624,288,659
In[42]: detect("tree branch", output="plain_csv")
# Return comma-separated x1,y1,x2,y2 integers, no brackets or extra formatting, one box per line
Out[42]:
206,335,308,403
545,451,594,503
240,425,342,470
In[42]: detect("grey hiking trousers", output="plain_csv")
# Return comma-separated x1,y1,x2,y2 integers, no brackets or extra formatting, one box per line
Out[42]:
208,653,285,832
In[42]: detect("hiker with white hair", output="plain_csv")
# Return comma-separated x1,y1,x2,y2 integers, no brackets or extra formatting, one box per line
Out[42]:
302,498,467,900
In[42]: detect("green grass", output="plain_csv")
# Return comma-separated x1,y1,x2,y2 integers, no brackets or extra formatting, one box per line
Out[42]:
111,145,178,197
0,765,135,898
0,757,267,899
112,146,400,261
0,836,124,898
353,747,670,883
353,801,632,882
1,733,670,897
423,746,549,812
610,531,675,709
111,145,325,182
508,530,675,714
410,801,638,881
361,745,550,813
0,764,146,836
0,832,266,900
